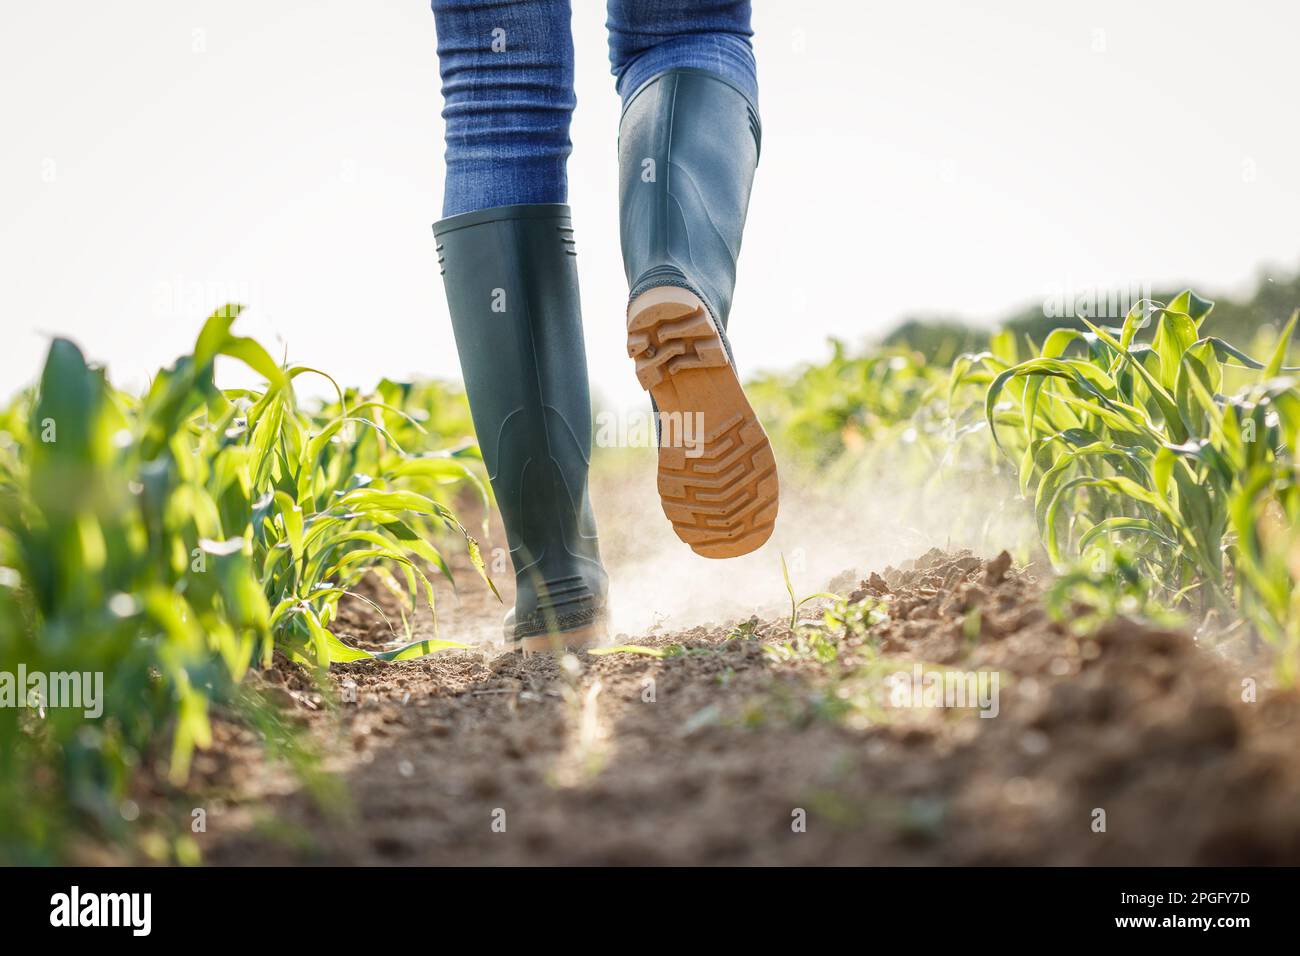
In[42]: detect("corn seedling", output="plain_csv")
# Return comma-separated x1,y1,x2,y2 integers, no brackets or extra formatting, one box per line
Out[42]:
957,292,1300,677
0,306,489,861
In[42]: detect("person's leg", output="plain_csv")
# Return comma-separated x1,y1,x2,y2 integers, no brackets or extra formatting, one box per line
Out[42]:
434,0,575,216
432,1,607,650
606,0,757,108
606,1,777,560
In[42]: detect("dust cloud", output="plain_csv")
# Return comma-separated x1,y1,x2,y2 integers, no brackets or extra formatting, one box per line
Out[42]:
590,443,1037,638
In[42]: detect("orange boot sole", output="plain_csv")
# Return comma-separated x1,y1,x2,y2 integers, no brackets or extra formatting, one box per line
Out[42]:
626,286,779,559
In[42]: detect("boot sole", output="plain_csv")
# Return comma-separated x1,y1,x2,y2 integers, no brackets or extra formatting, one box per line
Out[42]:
626,286,779,559
512,619,607,656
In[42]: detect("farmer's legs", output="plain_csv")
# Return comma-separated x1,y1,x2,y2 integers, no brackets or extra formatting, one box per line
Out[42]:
431,1,607,649
607,0,777,559
605,0,758,106
432,0,575,216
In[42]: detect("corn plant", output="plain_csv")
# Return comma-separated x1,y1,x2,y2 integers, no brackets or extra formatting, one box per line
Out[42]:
748,337,1028,555
957,291,1300,677
0,306,489,861
749,341,950,470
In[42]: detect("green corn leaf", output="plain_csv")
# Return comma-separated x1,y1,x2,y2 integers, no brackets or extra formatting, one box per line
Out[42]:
274,491,305,565
1078,517,1181,553
1081,319,1188,444
588,645,669,658
373,637,468,662
1264,311,1298,379
1153,308,1199,391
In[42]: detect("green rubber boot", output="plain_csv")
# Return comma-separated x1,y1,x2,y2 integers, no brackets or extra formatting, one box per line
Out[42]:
618,69,779,559
434,203,608,651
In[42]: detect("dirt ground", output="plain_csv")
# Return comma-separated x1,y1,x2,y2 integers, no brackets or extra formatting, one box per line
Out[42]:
188,540,1300,866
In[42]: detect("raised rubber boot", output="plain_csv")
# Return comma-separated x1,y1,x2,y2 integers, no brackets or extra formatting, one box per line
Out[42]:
434,204,608,652
618,68,779,559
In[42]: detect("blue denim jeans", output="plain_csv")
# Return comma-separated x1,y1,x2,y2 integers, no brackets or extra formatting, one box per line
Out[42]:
432,0,757,217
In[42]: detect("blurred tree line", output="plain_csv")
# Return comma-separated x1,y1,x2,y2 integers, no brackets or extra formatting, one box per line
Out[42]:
881,264,1300,363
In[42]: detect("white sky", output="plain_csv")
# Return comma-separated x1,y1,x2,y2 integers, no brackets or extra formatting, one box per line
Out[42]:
2,0,1297,409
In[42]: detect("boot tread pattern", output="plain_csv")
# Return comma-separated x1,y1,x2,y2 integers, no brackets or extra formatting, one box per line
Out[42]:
626,286,779,559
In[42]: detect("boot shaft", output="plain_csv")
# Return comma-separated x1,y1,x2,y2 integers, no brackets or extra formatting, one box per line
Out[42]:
434,204,606,638
618,68,761,332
